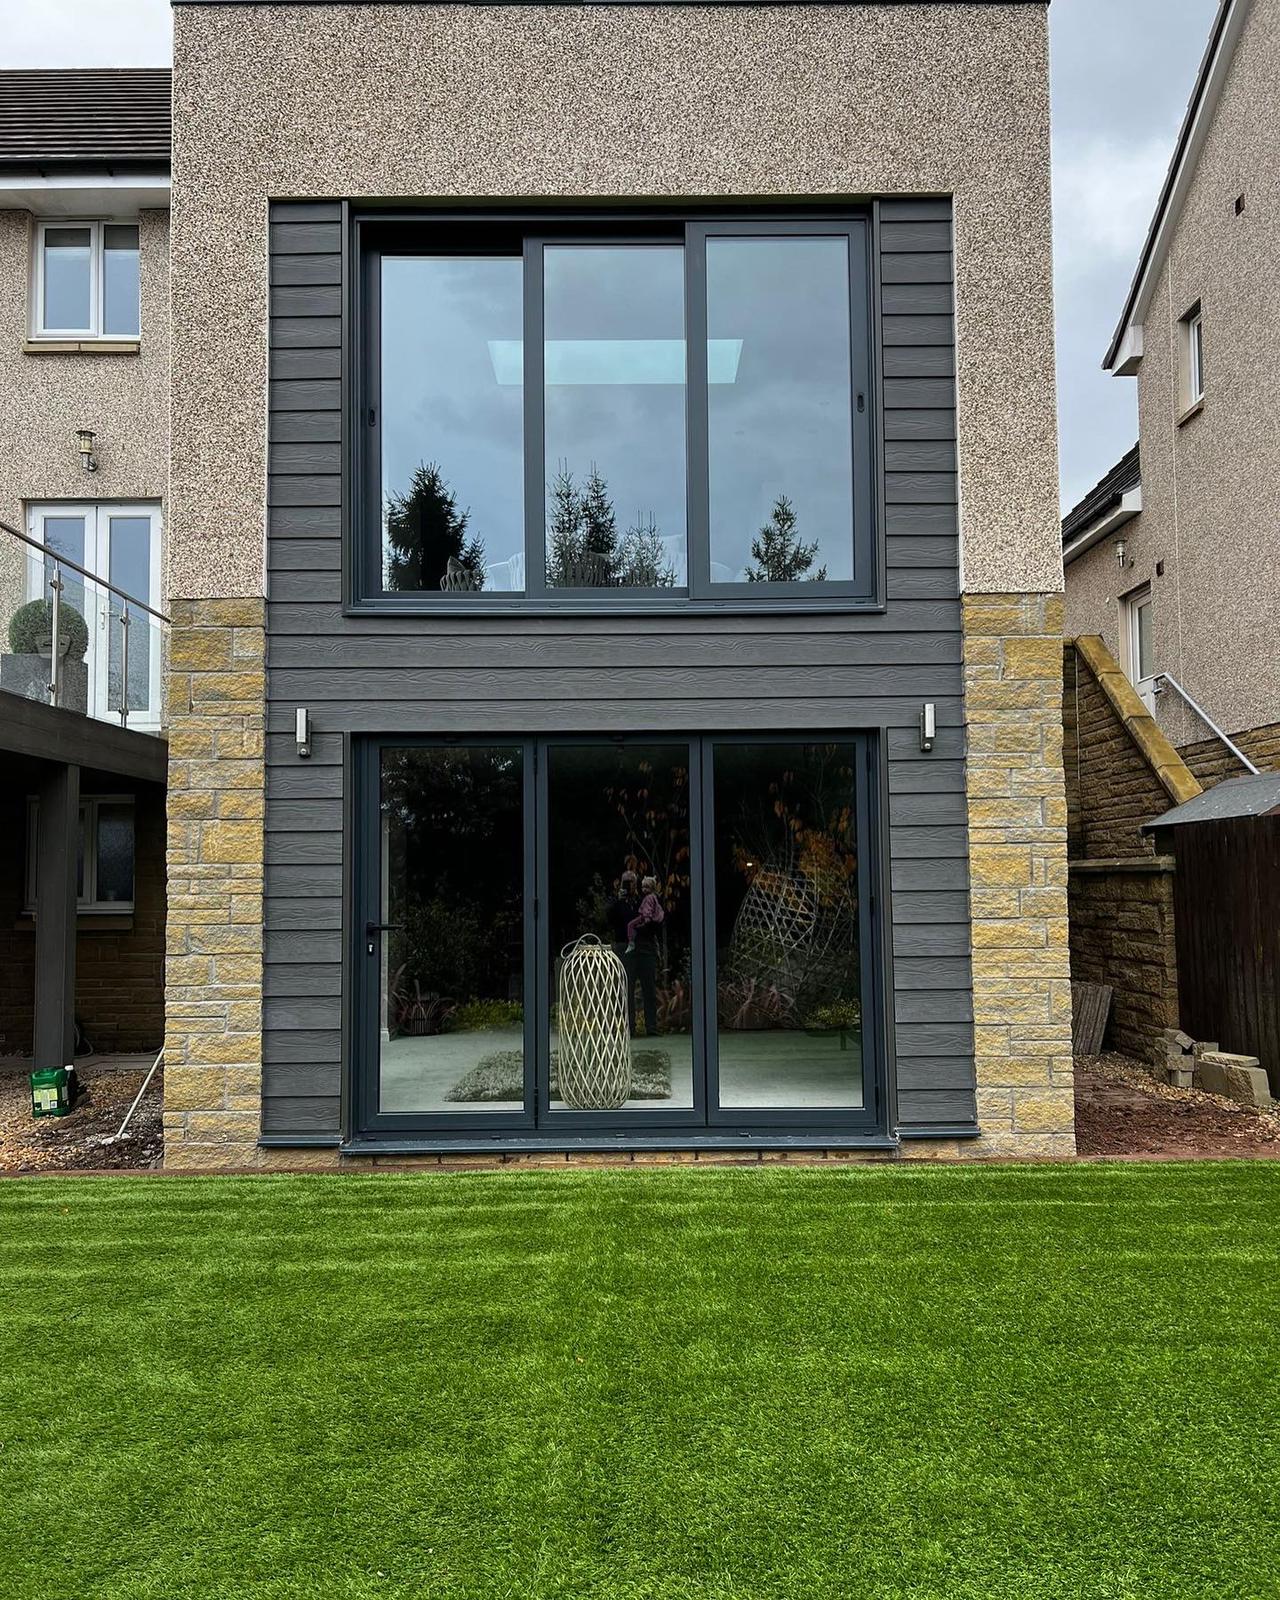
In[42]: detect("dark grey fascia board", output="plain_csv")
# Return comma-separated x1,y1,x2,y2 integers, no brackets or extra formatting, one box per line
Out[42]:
0,161,170,178
0,694,168,784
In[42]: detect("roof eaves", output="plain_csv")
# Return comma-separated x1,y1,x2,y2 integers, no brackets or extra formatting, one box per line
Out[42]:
1103,0,1250,374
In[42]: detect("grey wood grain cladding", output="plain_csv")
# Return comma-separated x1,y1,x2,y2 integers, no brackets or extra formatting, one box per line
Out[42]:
262,197,975,1142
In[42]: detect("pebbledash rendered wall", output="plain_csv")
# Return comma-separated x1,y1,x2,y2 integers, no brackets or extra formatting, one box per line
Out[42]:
164,0,1071,1168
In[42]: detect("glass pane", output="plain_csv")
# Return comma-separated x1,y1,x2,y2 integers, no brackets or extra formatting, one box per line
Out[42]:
380,747,524,1113
106,516,153,715
103,224,140,337
707,236,854,585
381,256,524,594
544,245,687,590
1136,599,1154,681
547,744,694,1110
712,742,863,1109
94,803,135,905
31,520,91,714
42,227,92,331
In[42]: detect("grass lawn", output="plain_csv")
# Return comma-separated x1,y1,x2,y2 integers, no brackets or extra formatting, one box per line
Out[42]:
1,1164,1277,1599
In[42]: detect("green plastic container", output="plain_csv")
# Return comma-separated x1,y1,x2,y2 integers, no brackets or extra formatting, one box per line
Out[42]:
30,1067,73,1118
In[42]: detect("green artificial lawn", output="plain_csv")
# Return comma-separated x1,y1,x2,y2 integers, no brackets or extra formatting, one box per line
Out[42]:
1,1164,1278,1600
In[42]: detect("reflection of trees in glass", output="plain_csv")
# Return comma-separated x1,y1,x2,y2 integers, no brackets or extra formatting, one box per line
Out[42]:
384,462,486,592
723,746,857,1023
547,463,677,588
382,748,521,1035
744,494,827,584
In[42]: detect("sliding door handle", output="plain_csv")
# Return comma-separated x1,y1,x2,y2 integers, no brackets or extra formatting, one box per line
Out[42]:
365,920,402,956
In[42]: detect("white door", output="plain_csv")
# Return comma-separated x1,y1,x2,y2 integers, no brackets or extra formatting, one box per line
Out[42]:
1125,584,1156,712
26,503,163,729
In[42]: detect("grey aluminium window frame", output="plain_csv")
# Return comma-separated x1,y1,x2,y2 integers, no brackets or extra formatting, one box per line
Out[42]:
348,207,879,614
349,732,885,1145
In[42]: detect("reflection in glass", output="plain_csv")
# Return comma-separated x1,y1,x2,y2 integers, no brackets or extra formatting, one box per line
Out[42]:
42,227,92,331
379,747,524,1113
95,802,135,904
107,516,152,715
707,236,854,584
547,744,693,1109
103,225,140,337
381,256,524,593
544,246,687,589
712,743,862,1108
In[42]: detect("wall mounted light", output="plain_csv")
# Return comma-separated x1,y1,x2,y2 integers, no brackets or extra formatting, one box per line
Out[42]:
919,702,936,753
295,707,311,759
1113,536,1128,570
75,428,98,474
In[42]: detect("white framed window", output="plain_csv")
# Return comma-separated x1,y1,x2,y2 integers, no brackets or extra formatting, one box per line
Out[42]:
25,502,163,729
33,219,140,339
25,795,136,915
1181,303,1204,410
1124,583,1156,710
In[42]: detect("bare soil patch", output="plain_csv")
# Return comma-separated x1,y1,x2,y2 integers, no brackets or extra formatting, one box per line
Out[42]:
1075,1053,1280,1160
0,1062,163,1173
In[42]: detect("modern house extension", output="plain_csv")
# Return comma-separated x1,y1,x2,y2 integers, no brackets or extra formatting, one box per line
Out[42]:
0,71,171,1073
164,0,1072,1168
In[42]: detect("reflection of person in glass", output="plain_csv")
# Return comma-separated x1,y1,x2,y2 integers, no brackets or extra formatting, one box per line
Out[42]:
606,871,640,1028
625,875,664,1038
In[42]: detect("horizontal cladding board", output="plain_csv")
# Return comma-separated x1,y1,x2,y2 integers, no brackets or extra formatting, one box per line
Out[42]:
893,989,974,1023
265,962,345,997
265,597,962,634
884,440,956,474
260,695,964,734
270,347,341,381
882,377,956,410
270,283,344,319
261,1062,341,1099
266,995,342,1031
879,252,953,286
897,1090,978,1126
268,220,342,255
882,346,955,380
271,253,343,288
880,282,954,316
879,221,952,253
270,412,343,445
262,1098,338,1134
883,409,956,442
881,314,954,347
270,380,342,414
890,857,968,891
896,1057,977,1093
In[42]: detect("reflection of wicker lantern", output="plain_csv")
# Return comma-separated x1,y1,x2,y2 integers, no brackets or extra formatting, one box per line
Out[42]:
556,935,632,1109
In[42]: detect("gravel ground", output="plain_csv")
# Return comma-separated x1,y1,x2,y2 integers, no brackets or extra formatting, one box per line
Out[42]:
0,1063,163,1173
1,1052,1276,1171
1075,1052,1280,1160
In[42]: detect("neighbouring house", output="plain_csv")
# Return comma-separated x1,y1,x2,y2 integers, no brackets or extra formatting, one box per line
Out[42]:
1064,0,1280,782
0,71,171,1070
162,0,1072,1169
1061,0,1280,1068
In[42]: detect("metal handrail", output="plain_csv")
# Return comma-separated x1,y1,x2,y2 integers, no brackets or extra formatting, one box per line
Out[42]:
1154,672,1261,776
0,517,170,624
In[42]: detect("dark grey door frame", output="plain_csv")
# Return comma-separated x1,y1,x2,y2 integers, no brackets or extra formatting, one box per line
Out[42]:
349,731,885,1144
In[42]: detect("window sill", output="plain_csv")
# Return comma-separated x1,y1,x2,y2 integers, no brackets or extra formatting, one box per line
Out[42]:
23,338,141,357
342,595,888,620
1176,397,1204,427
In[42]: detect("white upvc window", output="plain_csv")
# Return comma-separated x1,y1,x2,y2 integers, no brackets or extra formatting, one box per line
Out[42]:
1181,303,1204,411
1124,583,1156,711
25,795,137,915
25,502,164,729
33,219,141,339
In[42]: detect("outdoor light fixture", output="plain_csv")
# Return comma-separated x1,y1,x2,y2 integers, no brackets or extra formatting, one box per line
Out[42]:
295,707,311,759
919,702,936,753
76,428,98,474
1114,536,1128,570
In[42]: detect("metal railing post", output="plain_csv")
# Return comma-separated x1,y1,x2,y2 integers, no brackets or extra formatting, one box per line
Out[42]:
47,562,63,707
119,603,131,728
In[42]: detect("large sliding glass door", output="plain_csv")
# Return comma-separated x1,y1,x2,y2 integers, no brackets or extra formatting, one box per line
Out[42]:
355,735,879,1140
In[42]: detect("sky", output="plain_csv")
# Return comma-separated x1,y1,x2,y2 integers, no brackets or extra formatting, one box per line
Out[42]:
1,0,1220,513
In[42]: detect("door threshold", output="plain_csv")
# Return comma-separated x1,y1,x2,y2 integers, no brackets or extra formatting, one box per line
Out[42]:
336,1131,900,1157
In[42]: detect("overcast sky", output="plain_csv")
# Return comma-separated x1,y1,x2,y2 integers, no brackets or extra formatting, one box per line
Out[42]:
2,0,1219,512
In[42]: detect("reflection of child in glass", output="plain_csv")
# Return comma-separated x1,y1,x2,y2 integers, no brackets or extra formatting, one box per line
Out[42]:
625,876,665,953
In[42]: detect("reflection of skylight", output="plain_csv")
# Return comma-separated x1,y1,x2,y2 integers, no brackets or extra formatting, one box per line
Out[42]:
487,339,742,386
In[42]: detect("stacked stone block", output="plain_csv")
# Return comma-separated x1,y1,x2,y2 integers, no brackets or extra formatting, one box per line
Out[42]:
163,598,267,1169
956,593,1075,1156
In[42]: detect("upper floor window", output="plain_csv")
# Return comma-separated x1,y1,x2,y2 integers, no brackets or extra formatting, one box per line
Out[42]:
34,220,140,340
358,212,875,606
1180,302,1204,412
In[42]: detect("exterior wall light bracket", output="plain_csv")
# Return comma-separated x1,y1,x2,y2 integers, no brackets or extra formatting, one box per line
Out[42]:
295,707,311,759
919,702,936,753
76,428,97,474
